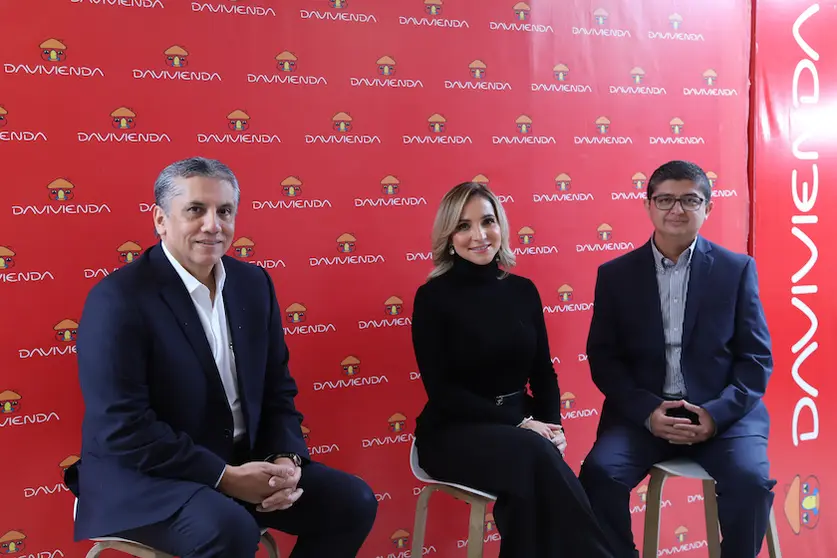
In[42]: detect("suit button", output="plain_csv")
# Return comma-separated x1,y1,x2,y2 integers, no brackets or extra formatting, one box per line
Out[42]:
224,429,232,438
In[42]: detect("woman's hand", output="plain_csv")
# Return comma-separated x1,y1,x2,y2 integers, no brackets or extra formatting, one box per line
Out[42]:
546,423,567,457
520,420,568,456
519,419,554,439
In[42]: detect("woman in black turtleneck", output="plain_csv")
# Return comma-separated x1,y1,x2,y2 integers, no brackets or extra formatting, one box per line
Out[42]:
412,182,613,558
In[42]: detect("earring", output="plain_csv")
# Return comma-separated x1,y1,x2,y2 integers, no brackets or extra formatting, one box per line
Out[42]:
448,245,454,255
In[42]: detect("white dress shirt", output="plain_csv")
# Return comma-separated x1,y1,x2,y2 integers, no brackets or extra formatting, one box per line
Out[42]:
161,242,246,440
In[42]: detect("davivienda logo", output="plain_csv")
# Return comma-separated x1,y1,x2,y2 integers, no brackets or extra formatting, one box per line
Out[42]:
402,113,473,144
300,0,377,23
197,109,281,144
399,0,470,28
247,51,328,87
573,7,631,37
5,37,105,78
574,116,632,145
133,44,223,83
77,106,171,143
0,106,48,143
306,111,382,144
350,55,424,89
489,2,554,33
192,0,276,17
444,59,512,91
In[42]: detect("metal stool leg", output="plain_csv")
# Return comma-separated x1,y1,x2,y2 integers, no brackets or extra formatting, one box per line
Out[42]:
466,499,487,558
642,470,667,558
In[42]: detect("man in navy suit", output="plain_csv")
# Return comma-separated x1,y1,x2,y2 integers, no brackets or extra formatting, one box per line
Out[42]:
68,157,377,557
579,160,775,558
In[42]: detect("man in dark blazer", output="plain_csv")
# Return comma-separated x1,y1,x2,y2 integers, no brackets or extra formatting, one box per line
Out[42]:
67,157,377,557
579,160,775,558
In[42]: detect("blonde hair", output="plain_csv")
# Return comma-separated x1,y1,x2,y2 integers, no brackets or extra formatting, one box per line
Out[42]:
428,182,516,280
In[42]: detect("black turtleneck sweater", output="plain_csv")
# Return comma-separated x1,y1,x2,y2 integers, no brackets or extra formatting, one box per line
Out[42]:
411,254,563,435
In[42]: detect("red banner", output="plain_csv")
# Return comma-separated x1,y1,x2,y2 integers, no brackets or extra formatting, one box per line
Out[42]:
751,1,837,555
0,0,752,556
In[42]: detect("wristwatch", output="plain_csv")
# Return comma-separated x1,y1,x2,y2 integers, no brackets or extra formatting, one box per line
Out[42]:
273,453,303,467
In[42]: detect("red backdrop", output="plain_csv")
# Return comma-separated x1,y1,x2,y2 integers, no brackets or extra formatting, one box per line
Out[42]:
0,0,770,556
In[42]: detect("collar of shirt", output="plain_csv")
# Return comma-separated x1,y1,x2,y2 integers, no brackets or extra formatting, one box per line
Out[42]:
161,241,226,300
650,235,698,271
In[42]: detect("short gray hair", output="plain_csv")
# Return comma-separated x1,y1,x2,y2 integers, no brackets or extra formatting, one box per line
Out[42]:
154,157,241,214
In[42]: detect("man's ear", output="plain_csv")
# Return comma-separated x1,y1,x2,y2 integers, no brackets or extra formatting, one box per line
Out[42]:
152,204,166,236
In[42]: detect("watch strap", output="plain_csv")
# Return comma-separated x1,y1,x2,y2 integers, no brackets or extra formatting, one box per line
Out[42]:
270,453,303,467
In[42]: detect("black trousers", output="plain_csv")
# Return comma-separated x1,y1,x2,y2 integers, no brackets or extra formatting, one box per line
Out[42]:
417,421,615,558
111,442,378,558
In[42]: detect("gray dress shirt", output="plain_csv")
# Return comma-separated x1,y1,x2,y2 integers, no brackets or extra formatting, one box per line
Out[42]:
651,237,697,398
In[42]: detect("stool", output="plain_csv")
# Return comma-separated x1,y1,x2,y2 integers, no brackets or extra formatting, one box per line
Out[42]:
642,458,781,558
74,499,280,558
409,438,496,558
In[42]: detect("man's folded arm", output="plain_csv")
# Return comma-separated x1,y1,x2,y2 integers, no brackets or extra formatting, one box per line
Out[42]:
587,265,663,426
701,257,773,434
253,267,310,463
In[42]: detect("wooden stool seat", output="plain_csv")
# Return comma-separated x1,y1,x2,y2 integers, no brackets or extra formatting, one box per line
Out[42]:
409,438,496,558
642,458,781,558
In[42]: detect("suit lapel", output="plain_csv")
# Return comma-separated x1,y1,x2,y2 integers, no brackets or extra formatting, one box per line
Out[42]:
151,245,228,399
637,241,666,351
221,260,256,442
683,237,714,347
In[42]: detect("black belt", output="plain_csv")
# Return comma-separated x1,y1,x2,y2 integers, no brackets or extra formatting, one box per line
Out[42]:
494,389,525,406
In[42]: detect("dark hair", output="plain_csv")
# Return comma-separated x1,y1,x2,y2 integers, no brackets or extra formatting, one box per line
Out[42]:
647,160,711,200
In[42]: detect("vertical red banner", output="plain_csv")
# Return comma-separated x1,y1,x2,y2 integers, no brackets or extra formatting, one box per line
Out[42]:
752,1,837,555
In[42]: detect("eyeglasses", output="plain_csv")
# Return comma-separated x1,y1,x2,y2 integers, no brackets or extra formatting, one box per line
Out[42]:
651,194,705,211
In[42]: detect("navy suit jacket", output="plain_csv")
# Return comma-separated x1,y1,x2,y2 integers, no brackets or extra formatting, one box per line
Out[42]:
586,236,773,439
69,242,309,540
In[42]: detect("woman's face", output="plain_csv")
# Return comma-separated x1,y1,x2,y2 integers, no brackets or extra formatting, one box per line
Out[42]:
451,195,502,265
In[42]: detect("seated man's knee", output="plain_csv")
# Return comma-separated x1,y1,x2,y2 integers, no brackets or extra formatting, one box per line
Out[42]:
343,475,378,532
579,444,636,489
579,446,610,482
720,465,775,497
199,500,261,555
